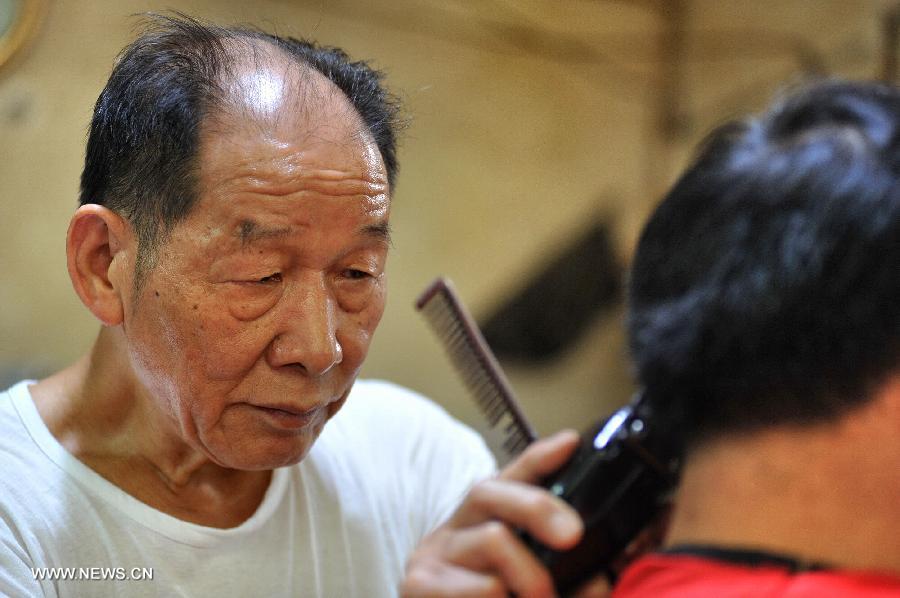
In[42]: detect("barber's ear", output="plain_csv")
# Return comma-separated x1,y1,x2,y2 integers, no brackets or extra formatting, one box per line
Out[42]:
66,204,134,326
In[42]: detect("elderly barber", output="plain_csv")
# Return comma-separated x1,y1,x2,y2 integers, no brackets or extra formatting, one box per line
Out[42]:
0,15,591,597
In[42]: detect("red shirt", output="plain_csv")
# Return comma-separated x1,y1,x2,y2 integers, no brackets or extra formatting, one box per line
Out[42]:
613,553,900,597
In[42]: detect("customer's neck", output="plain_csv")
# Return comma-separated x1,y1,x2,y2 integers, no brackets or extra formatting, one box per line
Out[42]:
666,381,900,575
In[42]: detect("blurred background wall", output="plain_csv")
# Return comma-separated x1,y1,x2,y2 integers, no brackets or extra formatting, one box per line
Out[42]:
0,0,896,443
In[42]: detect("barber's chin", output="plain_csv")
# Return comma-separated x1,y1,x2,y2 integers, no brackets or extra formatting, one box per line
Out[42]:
209,436,318,471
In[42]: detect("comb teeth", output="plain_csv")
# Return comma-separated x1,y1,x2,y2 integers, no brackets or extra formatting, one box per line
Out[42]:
416,278,537,460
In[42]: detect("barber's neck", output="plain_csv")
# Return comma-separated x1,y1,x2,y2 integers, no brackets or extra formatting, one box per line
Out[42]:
666,379,900,575
30,327,270,527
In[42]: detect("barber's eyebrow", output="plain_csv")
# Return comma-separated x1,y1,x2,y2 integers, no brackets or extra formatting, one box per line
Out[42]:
362,221,393,247
234,218,392,246
236,219,292,245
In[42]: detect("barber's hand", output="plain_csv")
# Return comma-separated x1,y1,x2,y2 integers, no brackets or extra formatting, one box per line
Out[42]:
401,430,611,598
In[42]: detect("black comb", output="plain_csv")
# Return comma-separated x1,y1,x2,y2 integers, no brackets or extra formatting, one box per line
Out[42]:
416,277,538,461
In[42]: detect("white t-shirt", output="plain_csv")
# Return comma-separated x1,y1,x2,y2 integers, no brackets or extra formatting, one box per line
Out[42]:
0,379,496,597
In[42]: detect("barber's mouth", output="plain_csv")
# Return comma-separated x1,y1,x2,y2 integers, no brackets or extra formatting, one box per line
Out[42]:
253,405,319,430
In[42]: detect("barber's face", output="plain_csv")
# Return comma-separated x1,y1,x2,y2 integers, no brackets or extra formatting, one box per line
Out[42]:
122,104,390,470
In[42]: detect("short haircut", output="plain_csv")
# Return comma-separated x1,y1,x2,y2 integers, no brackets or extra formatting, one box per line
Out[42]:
79,14,402,285
628,80,900,453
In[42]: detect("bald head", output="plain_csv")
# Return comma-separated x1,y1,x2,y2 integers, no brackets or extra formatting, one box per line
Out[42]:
212,40,372,149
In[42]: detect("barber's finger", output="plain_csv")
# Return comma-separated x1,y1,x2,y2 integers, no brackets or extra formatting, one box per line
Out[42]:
443,521,556,598
499,429,581,484
449,478,582,549
401,562,506,598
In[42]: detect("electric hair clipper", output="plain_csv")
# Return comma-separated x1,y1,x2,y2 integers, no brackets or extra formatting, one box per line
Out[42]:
523,391,678,593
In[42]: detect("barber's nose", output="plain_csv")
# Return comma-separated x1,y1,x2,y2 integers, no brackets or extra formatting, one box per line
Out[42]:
268,277,343,377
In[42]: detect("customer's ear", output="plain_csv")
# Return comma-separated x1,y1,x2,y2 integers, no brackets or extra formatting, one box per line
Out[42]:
880,374,900,431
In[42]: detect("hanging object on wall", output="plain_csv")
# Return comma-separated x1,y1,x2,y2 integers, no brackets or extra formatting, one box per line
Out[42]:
882,3,900,82
0,0,46,77
480,218,623,363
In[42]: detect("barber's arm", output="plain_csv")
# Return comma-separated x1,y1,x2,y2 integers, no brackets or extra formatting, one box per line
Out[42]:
401,430,610,598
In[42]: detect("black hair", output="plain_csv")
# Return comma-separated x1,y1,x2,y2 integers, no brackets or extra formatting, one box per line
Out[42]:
79,14,402,285
628,80,900,453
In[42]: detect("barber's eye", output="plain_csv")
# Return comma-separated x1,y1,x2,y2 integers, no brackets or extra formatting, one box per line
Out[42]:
343,269,371,280
258,273,282,284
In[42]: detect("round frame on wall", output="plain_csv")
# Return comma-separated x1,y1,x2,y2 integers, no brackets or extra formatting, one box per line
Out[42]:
0,0,45,76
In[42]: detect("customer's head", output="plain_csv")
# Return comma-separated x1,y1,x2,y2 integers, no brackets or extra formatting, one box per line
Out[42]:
628,80,900,453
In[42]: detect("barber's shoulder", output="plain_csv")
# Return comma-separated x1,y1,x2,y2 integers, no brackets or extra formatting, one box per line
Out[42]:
0,381,54,510
348,378,440,408
329,379,484,446
342,378,464,428
335,379,495,467
0,381,36,458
